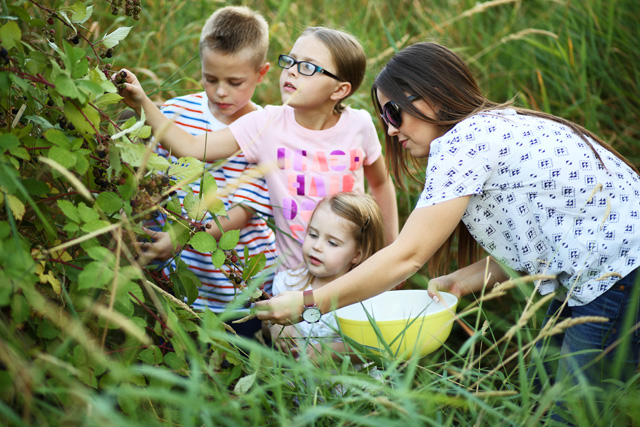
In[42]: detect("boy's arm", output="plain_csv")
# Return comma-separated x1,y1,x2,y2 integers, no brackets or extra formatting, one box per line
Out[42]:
363,156,399,245
137,206,253,264
118,69,240,161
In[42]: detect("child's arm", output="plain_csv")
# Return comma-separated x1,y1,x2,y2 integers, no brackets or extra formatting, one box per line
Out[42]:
364,156,399,245
117,69,240,161
137,206,254,264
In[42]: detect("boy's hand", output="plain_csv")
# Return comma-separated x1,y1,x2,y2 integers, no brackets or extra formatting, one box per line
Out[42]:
114,68,147,112
136,227,182,265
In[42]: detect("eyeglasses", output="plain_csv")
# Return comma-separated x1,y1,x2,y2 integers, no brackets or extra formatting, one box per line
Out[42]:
380,95,418,128
278,54,343,81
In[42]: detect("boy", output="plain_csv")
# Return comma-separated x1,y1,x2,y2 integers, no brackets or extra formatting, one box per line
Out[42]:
139,6,276,337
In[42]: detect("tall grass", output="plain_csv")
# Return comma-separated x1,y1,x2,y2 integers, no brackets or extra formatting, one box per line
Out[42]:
3,0,639,425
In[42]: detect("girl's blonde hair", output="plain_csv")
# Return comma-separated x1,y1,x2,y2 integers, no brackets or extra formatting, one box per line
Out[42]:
301,27,366,114
290,192,385,290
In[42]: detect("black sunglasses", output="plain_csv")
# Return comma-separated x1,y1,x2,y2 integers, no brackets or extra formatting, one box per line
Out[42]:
278,54,343,82
380,95,418,128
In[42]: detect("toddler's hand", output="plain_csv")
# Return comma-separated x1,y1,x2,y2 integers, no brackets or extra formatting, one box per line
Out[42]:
114,68,147,111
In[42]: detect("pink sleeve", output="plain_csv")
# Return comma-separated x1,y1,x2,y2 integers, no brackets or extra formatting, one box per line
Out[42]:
228,109,269,163
361,111,382,165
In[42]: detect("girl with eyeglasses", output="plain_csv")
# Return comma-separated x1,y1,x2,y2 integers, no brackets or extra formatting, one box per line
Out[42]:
257,42,640,404
118,27,398,272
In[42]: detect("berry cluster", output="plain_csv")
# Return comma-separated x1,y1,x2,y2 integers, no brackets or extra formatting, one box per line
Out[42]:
0,46,9,66
57,115,75,131
113,70,127,91
110,0,142,20
130,173,171,220
100,48,114,59
92,167,112,191
44,28,56,43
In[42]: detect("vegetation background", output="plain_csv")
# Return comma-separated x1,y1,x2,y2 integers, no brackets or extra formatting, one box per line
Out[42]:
1,0,639,425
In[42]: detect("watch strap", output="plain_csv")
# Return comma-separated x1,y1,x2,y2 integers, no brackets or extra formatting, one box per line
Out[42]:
303,289,315,308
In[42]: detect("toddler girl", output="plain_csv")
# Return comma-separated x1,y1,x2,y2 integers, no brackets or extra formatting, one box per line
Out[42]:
268,192,385,361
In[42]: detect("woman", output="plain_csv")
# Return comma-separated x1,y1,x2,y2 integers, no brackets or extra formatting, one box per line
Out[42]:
256,42,640,386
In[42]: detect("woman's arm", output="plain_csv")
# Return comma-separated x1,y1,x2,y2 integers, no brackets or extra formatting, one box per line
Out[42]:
427,256,511,300
256,196,471,323
364,156,399,245
118,69,240,161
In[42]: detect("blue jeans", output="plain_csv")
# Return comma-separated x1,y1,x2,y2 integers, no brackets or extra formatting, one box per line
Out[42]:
535,268,640,386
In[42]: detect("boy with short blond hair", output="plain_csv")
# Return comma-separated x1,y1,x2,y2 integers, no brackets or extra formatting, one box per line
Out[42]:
141,6,276,336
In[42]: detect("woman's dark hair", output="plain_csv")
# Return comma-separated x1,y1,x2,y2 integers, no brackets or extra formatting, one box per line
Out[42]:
372,42,638,275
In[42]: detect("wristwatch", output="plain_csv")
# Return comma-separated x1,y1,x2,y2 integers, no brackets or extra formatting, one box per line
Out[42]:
301,289,322,323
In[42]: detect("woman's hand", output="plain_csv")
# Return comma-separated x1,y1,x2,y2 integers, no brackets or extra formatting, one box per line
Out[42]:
114,69,147,112
427,274,465,302
136,227,182,265
255,291,304,324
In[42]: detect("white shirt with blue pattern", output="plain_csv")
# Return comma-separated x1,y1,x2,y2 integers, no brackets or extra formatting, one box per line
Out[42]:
416,109,640,306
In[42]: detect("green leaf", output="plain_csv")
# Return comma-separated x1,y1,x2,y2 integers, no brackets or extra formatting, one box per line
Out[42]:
234,373,256,395
43,129,70,148
183,191,207,221
218,229,239,251
147,152,171,171
37,319,60,340
64,101,99,135
81,219,111,233
164,352,186,370
11,294,29,324
211,249,226,268
102,26,132,49
55,74,82,100
138,346,163,365
209,198,226,216
0,133,19,151
180,271,200,305
189,231,216,253
78,261,113,290
167,220,191,248
0,21,21,51
76,79,104,97
200,173,218,196
25,115,55,131
242,253,266,281
57,200,81,223
69,2,93,24
87,246,115,264
64,44,89,80
48,146,77,169
96,191,123,215
73,150,90,175
94,92,123,109
166,196,181,216
78,202,100,223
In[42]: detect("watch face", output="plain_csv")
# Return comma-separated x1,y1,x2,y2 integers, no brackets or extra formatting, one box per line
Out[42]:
302,307,322,323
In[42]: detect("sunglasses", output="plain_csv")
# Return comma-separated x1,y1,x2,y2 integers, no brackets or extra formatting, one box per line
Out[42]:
380,95,418,128
278,54,343,82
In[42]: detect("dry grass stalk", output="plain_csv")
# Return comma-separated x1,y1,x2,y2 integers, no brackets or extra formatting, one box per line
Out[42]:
542,315,608,337
467,29,558,63
144,279,201,318
504,292,556,340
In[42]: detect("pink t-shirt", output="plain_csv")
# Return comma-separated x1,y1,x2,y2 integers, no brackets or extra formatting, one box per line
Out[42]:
229,105,382,270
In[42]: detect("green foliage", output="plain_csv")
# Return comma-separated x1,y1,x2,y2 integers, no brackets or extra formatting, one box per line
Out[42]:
0,1,272,424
